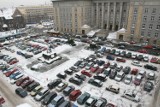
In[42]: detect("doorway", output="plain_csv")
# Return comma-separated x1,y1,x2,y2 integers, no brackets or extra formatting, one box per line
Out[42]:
119,35,124,41
104,24,107,29
115,25,118,31
82,30,85,34
109,25,112,30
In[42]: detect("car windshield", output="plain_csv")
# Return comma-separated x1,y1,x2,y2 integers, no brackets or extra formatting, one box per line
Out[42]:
38,92,43,96
126,77,131,80
117,74,122,78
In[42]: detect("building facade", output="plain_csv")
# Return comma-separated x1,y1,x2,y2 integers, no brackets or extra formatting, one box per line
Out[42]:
126,0,160,45
52,0,130,34
15,5,54,24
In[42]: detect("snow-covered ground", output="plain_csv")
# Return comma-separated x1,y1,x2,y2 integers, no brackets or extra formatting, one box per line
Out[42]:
0,37,160,107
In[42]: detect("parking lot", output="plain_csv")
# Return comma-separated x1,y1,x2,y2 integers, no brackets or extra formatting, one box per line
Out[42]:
0,34,160,107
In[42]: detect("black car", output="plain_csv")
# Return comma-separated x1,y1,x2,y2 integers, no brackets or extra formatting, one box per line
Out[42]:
59,100,72,107
47,79,62,89
63,85,75,96
48,95,64,107
69,77,83,85
77,92,90,105
123,66,131,74
97,60,105,66
88,79,103,87
137,55,143,61
15,88,28,98
75,74,86,81
144,81,154,92
109,70,117,79
27,82,40,92
70,66,79,72
125,52,132,58
93,74,107,82
42,91,57,105
144,64,157,71
74,60,82,66
94,97,107,107
103,68,111,76
64,69,73,75
57,72,67,79
85,97,97,107
115,65,123,72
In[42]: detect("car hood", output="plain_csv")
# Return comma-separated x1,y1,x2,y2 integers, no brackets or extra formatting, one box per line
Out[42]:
115,77,121,81
48,103,56,107
35,95,41,99
124,79,130,84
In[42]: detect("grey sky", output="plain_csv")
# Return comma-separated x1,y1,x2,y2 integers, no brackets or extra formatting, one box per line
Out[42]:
0,0,52,8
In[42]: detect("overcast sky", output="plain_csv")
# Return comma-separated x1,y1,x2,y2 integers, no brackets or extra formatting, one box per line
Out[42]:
0,0,52,8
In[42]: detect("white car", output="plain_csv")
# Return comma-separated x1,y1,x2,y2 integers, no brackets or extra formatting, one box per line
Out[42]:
131,60,142,67
115,72,125,82
143,55,149,62
131,54,137,59
124,75,132,84
122,90,140,102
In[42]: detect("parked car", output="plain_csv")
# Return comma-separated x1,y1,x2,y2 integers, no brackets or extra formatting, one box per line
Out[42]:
42,91,57,105
16,76,29,86
131,60,142,67
63,85,75,96
15,88,28,98
109,70,117,79
74,60,82,67
97,60,105,66
48,95,64,107
116,57,126,63
34,87,49,101
115,65,123,72
144,64,157,71
69,90,82,101
93,74,107,82
56,82,68,92
106,103,116,107
47,79,62,89
21,79,34,89
30,85,42,96
4,68,18,77
114,51,120,56
85,62,94,70
59,100,72,107
64,69,73,75
75,74,86,81
70,66,79,72
143,56,149,62
123,66,131,74
81,70,92,77
134,75,143,85
143,81,154,92
125,52,132,58
131,68,139,75
122,90,140,102
147,72,155,80
96,67,104,74
136,55,144,61
106,55,115,60
85,96,97,107
77,92,90,105
90,65,99,73
27,82,40,92
103,68,111,76
131,53,137,59
88,79,103,87
106,85,120,94
69,77,83,85
124,75,132,85
110,62,117,69
103,62,110,68
115,72,125,82
150,57,158,63
57,72,67,79
94,97,107,107
138,70,146,78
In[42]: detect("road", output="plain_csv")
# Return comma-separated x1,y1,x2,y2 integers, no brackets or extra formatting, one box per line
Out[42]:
0,73,38,107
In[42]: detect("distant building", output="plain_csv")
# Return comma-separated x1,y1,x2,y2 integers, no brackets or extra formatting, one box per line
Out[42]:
14,5,54,24
0,8,25,32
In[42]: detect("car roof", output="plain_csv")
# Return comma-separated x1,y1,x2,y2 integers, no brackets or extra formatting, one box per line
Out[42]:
110,85,119,89
54,95,63,102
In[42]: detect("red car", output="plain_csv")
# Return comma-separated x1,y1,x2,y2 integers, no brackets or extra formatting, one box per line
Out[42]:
81,70,92,77
103,62,110,68
116,57,126,63
21,79,34,88
106,103,116,107
69,90,81,101
96,67,104,74
150,57,158,63
131,68,138,75
137,49,147,53
0,95,5,105
90,65,99,73
134,75,142,85
16,76,30,86
9,59,19,65
143,45,153,49
4,68,18,77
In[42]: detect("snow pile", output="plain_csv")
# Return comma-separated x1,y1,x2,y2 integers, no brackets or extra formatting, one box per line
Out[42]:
16,103,32,107
0,8,15,19
107,32,117,40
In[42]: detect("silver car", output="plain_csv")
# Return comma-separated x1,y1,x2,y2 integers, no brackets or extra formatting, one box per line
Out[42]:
122,90,140,102
124,75,132,84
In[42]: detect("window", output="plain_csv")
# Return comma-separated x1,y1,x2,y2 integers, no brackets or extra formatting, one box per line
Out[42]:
141,31,144,36
149,24,153,29
131,30,134,34
143,16,147,21
156,25,160,30
148,32,151,37
155,33,158,37
145,8,148,13
151,16,154,21
134,8,138,14
133,16,136,21
142,24,145,29
152,8,156,13
132,24,135,28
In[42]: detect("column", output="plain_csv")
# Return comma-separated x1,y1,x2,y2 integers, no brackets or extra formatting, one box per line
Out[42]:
96,2,99,27
101,3,104,29
112,2,116,31
119,2,123,29
107,2,110,30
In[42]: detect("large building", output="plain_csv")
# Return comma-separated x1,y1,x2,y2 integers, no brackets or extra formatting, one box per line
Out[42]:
14,5,54,24
126,0,160,45
52,0,160,45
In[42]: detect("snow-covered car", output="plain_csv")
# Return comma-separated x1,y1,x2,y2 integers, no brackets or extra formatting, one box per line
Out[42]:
106,85,120,94
124,75,132,84
115,72,125,82
31,63,43,71
122,90,140,102
147,72,155,80
143,55,149,62
56,82,68,92
131,60,142,67
88,79,103,87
